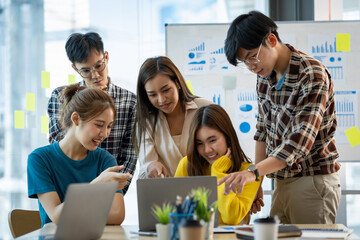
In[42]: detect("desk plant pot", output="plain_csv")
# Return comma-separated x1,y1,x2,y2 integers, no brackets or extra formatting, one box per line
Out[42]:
192,187,217,240
156,223,170,240
201,213,214,239
152,203,174,240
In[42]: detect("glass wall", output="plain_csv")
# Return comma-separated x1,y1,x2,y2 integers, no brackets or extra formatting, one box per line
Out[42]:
0,0,359,239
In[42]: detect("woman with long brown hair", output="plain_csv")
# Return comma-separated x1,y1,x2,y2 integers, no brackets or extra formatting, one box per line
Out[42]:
175,104,260,225
134,56,212,178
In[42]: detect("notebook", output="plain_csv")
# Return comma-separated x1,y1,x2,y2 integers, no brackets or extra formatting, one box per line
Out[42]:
22,182,118,240
235,225,302,239
136,176,218,232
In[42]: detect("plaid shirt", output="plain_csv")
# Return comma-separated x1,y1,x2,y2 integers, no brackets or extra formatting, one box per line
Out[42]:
47,78,137,194
254,45,340,179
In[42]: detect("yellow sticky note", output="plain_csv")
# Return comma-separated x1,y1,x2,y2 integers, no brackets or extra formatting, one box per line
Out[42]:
186,80,195,95
344,126,360,147
68,74,76,85
41,116,49,134
41,71,50,88
26,93,36,111
14,111,25,129
336,33,350,52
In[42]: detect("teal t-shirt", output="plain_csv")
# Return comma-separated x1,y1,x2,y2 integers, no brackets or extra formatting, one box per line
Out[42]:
27,142,119,226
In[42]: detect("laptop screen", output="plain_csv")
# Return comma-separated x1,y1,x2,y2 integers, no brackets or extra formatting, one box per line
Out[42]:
136,176,218,231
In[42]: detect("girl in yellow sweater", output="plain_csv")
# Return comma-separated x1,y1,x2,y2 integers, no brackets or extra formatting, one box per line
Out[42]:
174,104,261,225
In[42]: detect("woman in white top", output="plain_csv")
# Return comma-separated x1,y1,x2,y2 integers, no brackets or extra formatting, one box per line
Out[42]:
134,56,212,178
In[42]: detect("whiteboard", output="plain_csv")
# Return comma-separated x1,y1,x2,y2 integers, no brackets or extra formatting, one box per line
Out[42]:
166,21,360,161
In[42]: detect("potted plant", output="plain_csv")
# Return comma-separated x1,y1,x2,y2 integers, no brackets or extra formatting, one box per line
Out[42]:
152,202,175,240
191,187,218,239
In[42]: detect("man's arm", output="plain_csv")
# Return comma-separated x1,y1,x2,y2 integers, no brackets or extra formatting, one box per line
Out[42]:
48,87,65,143
218,156,286,195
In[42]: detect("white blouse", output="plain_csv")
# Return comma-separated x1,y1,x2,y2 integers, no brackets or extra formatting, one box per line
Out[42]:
138,98,212,178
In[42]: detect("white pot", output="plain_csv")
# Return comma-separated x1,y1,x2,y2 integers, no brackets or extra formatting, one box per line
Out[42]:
156,223,170,240
201,216,214,240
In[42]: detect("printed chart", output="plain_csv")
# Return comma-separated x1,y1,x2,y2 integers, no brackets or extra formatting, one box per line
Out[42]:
233,89,258,140
334,91,358,144
308,34,347,86
196,87,225,108
184,38,235,75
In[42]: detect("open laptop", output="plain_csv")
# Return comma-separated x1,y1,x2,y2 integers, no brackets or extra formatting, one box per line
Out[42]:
22,182,118,240
136,176,218,233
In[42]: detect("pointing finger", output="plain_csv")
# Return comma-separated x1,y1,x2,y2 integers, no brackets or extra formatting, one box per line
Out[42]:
105,165,123,172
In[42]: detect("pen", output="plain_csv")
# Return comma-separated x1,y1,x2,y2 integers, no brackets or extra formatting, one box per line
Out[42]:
188,199,198,214
301,228,347,232
186,196,194,214
182,196,189,213
175,195,183,213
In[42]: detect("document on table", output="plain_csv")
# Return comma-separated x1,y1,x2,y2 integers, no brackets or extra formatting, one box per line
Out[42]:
213,225,240,233
300,227,353,239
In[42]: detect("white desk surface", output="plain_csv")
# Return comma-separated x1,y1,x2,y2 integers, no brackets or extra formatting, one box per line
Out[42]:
16,223,360,240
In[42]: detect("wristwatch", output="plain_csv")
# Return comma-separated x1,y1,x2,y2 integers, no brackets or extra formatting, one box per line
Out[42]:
247,164,260,181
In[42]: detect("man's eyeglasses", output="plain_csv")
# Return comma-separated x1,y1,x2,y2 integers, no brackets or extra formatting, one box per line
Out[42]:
76,56,106,78
237,44,262,69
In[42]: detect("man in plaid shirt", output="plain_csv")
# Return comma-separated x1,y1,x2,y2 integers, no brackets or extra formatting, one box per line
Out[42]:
219,11,341,224
47,32,137,195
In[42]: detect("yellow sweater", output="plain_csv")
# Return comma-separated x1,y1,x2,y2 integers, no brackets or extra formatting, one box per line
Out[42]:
174,155,261,225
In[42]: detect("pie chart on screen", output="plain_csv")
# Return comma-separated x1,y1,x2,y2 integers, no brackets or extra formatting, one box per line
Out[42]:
240,104,253,112
239,122,251,133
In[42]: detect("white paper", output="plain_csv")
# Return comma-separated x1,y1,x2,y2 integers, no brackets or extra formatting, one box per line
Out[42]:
184,38,235,75
308,34,347,87
184,38,207,75
207,38,236,74
196,87,225,108
301,229,353,239
233,88,258,140
334,91,359,144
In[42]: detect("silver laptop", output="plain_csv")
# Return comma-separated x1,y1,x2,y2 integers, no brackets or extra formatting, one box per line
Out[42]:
136,176,218,232
53,182,117,240
22,182,118,240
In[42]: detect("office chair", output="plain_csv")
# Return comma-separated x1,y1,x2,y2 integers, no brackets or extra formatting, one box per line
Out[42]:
8,209,41,238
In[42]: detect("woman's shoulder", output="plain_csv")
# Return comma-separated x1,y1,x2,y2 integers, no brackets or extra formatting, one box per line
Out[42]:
179,156,189,165
193,97,213,107
30,143,57,156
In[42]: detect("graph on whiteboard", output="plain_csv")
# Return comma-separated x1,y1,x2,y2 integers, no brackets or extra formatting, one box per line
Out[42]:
308,34,347,86
184,39,207,74
334,91,358,144
184,38,235,75
233,88,258,140
196,86,225,108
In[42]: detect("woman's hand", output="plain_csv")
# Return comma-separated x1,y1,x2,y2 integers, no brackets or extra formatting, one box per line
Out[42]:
92,165,132,191
225,148,231,159
147,162,169,178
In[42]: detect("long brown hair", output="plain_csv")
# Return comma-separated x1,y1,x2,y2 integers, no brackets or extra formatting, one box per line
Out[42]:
60,84,116,130
187,104,251,176
133,56,197,155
